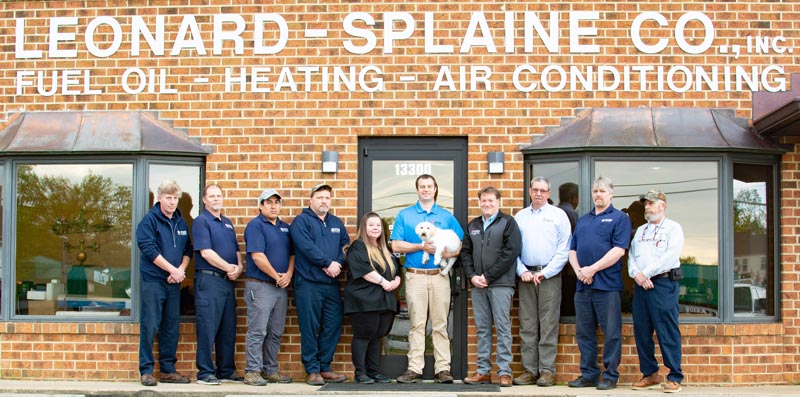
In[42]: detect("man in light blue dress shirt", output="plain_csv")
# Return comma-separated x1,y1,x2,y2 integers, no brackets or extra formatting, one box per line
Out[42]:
513,177,571,387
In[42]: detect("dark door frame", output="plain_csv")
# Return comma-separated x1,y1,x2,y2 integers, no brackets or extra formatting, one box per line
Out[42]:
357,136,469,379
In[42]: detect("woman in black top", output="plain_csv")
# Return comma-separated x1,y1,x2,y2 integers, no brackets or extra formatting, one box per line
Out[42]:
344,212,401,384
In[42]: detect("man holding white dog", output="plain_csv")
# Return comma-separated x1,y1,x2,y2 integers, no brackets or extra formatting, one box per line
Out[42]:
391,174,464,384
461,186,521,387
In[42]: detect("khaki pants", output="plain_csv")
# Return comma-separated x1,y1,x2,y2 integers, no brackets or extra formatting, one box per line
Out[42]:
405,271,451,374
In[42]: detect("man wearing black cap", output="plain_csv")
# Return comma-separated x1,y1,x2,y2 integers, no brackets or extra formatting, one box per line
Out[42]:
290,183,350,385
629,189,685,394
243,189,294,386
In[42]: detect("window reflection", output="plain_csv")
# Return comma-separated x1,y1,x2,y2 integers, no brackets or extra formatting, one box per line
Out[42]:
147,164,201,316
0,163,3,316
15,164,133,317
595,161,719,318
733,163,773,318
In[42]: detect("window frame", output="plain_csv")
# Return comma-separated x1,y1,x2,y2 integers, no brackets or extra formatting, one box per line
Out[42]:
524,151,780,324
0,155,205,322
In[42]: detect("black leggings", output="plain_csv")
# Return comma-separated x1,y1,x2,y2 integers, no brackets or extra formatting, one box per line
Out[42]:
349,310,394,377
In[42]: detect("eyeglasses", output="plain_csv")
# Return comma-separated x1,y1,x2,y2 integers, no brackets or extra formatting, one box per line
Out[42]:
530,189,550,194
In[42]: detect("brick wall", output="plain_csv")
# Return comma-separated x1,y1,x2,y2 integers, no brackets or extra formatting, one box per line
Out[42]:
1,0,800,385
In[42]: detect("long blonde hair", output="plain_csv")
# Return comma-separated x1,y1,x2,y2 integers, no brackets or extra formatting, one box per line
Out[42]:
347,212,396,276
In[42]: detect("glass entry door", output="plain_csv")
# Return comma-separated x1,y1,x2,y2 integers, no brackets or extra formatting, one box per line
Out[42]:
357,137,468,379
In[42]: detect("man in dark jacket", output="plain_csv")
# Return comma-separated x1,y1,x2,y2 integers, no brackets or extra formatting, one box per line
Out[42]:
136,180,193,387
460,186,522,388
289,183,350,385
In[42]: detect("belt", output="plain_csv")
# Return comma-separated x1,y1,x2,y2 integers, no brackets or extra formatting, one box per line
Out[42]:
652,272,670,279
406,268,441,275
197,269,226,279
246,278,276,286
525,265,545,272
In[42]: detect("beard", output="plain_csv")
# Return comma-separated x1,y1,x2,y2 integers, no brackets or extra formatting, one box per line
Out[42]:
645,211,663,222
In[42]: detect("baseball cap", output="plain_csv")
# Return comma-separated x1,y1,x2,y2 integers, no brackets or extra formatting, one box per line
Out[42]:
639,189,667,203
258,188,281,204
310,183,333,197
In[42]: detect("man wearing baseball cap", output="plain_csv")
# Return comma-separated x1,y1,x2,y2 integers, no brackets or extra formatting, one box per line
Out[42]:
242,189,294,386
290,183,350,385
629,189,685,393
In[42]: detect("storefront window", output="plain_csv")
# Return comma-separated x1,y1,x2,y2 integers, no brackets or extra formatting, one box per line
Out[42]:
595,161,720,318
148,163,201,316
15,163,133,317
733,163,774,318
0,162,4,316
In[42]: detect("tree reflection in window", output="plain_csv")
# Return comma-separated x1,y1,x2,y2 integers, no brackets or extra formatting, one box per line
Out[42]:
15,164,133,316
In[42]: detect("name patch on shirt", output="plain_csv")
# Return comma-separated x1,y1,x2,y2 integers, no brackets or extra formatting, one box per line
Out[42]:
177,230,188,235
225,223,234,229
470,229,481,235
601,218,613,223
280,227,289,233
331,227,341,233
543,217,555,223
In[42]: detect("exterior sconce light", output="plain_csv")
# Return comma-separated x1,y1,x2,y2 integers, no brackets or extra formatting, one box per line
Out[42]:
321,150,339,173
488,151,504,174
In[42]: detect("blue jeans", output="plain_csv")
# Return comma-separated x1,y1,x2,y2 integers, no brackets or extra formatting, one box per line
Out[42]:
633,278,683,383
574,289,621,382
471,286,514,376
294,276,343,374
139,280,181,375
194,273,237,379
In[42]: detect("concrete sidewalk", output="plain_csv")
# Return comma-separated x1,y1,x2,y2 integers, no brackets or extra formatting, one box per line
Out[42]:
0,380,799,397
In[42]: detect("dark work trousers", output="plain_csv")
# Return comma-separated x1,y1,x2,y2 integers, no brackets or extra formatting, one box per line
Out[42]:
633,278,683,383
574,289,622,383
349,310,394,377
294,276,343,374
139,280,181,375
194,272,237,380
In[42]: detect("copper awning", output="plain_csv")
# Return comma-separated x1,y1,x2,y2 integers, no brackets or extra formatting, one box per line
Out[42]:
0,111,210,156
522,107,781,154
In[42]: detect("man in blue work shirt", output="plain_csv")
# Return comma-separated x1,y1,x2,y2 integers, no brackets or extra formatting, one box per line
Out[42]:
567,176,631,391
290,183,350,386
136,180,193,387
513,177,571,387
243,188,294,386
192,184,243,385
391,174,463,384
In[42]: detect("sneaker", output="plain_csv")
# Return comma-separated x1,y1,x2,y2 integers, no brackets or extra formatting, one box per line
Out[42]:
140,373,157,387
197,375,221,385
663,381,682,393
160,372,190,384
536,371,555,387
262,371,292,383
513,371,538,385
219,373,244,382
355,374,375,384
568,376,597,388
597,378,617,390
396,370,422,384
632,373,663,390
435,370,454,384
371,373,392,383
244,371,267,386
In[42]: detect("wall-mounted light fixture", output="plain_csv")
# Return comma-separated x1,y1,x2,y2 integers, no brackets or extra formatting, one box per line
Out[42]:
487,151,504,174
321,150,339,173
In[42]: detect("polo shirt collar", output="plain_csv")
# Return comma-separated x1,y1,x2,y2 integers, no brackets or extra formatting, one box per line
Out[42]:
414,201,442,214
591,204,616,216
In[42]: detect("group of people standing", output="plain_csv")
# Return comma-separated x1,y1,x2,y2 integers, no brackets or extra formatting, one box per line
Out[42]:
135,174,685,393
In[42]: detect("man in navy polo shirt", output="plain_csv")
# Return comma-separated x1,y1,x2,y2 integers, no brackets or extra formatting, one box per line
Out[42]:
192,184,243,385
391,174,463,384
567,176,631,391
290,183,350,385
242,188,294,386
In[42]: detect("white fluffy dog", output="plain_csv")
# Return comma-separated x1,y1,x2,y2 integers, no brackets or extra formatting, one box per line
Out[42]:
415,221,461,276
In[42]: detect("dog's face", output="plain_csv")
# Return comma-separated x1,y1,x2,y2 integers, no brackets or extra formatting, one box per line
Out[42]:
415,221,436,242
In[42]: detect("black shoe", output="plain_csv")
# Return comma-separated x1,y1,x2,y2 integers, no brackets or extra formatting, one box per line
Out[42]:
370,374,392,383
567,376,597,388
597,378,617,390
355,375,375,384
